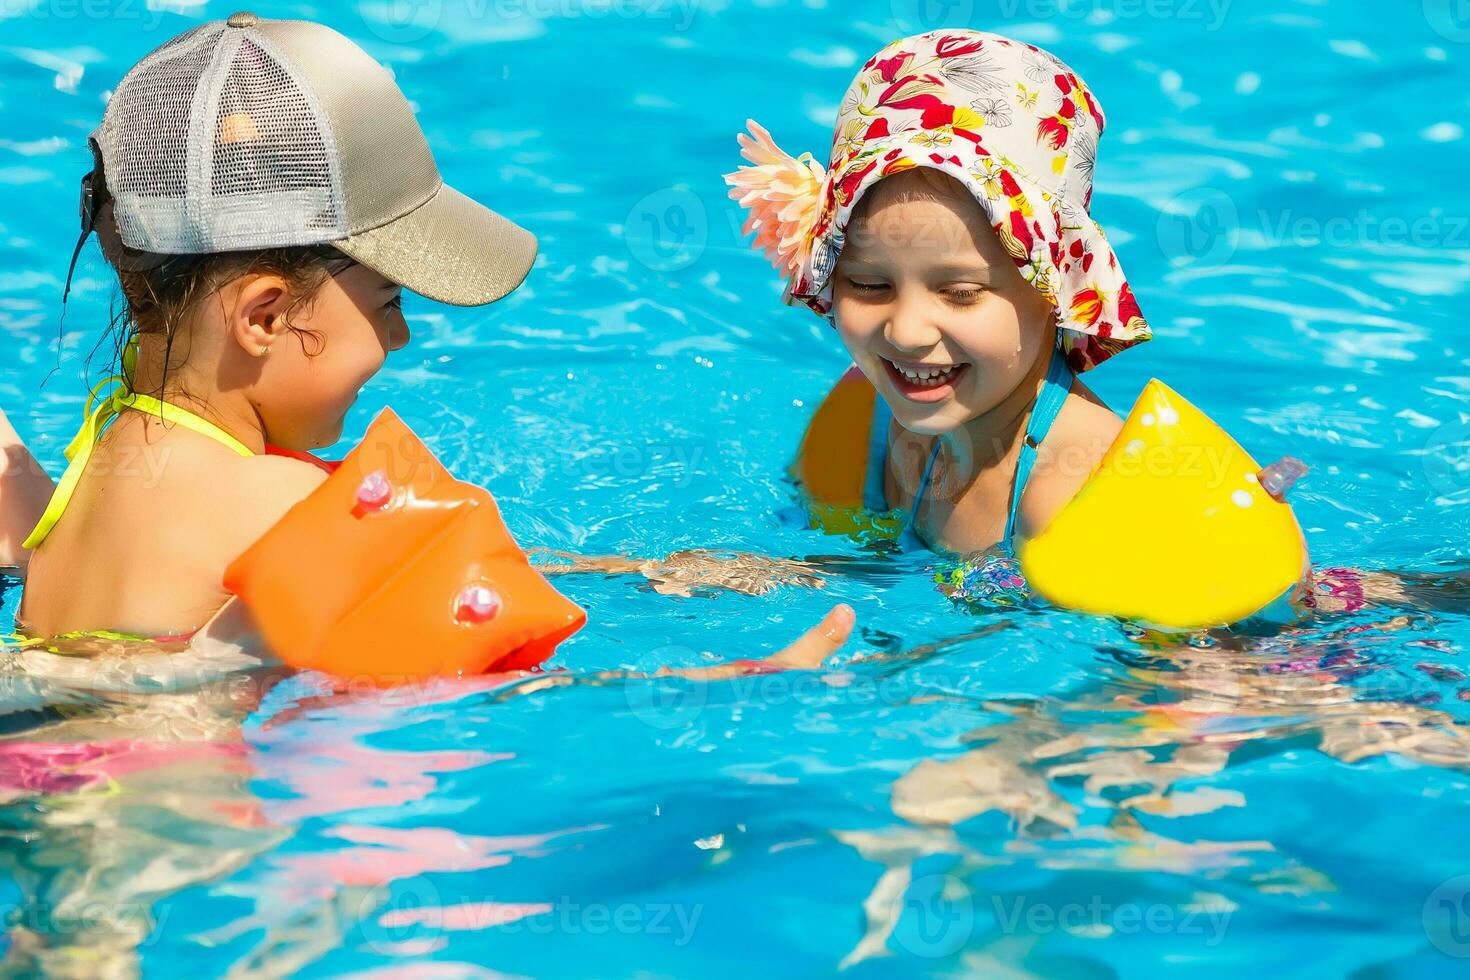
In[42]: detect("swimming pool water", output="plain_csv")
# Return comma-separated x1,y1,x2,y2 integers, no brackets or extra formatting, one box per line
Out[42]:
0,0,1468,975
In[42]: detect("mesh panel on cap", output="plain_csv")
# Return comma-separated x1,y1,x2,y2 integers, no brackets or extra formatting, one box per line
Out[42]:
95,22,348,254
101,26,220,241
203,36,346,246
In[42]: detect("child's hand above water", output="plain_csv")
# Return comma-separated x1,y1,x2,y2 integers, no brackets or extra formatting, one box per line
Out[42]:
663,602,856,678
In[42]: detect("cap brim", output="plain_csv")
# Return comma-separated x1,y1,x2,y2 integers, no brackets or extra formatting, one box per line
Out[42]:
334,182,536,307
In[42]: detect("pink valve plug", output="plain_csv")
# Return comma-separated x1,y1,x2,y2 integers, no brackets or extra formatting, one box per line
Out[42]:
453,585,502,624
355,470,393,511
1257,457,1308,503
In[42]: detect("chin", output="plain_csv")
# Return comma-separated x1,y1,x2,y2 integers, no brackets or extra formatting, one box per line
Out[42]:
318,420,346,449
887,399,968,437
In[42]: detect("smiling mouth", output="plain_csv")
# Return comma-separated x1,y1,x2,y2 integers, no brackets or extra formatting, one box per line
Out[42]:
881,357,970,401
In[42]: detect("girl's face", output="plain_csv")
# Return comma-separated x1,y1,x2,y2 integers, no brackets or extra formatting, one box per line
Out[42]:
255,263,410,450
832,169,1056,436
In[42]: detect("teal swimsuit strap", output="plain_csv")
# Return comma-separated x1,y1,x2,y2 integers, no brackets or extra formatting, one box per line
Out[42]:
1002,346,1074,545
866,345,1074,552
900,438,943,550
864,394,893,513
863,394,941,550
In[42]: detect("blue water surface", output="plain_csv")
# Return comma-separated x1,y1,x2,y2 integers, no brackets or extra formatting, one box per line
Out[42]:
0,0,1468,976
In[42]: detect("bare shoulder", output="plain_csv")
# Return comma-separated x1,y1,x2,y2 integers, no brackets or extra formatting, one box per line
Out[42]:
1017,377,1124,540
186,453,328,566
229,454,329,527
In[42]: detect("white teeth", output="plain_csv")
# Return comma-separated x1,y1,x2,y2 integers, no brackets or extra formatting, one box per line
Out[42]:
890,360,961,387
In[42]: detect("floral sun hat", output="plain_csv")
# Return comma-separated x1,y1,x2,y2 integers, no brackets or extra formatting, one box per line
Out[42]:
725,30,1150,373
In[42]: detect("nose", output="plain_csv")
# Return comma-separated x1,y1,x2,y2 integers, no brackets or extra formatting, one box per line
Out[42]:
882,294,943,355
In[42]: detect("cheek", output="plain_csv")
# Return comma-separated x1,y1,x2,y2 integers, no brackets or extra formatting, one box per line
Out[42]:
950,294,1045,363
832,300,882,351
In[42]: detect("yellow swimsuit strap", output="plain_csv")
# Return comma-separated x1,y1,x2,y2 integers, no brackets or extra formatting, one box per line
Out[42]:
23,373,255,550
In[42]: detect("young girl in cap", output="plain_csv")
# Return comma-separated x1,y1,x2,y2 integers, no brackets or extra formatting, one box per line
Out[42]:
727,29,1393,615
6,14,850,666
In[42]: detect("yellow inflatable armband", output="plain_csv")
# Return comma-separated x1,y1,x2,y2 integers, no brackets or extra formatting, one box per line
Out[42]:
1019,380,1310,629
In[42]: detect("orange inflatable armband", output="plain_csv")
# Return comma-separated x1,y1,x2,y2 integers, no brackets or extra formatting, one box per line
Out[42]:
223,409,586,683
794,365,875,512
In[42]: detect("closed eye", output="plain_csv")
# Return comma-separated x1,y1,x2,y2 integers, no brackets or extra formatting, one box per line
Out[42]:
943,287,985,305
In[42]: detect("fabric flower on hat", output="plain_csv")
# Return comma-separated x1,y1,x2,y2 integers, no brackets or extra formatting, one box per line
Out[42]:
723,29,1152,373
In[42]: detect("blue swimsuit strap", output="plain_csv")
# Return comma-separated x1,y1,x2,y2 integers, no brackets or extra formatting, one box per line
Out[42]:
1003,346,1074,544
862,346,1074,550
894,346,1072,550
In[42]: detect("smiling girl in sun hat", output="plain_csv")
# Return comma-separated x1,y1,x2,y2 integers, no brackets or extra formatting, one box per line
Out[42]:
724,29,1418,623
727,30,1152,607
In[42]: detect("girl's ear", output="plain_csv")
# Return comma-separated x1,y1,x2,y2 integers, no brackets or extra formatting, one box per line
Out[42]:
228,275,291,357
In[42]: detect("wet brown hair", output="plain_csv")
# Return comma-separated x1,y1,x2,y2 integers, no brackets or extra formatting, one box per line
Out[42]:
87,159,356,399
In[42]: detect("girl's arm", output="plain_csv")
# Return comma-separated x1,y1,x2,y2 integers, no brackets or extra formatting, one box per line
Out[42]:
0,408,56,569
191,595,856,677
533,548,829,597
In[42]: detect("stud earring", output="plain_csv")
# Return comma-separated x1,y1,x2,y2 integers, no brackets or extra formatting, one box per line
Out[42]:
259,345,270,356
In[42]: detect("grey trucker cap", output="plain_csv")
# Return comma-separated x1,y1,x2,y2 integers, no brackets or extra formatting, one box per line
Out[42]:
89,11,536,306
